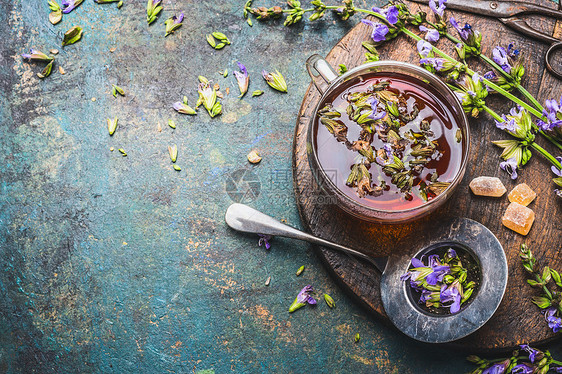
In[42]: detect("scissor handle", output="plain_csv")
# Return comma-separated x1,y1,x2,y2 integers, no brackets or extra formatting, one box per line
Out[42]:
501,17,560,44
546,42,562,80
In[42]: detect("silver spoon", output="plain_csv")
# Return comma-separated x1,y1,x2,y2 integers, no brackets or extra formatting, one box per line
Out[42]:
225,203,508,344
225,203,387,271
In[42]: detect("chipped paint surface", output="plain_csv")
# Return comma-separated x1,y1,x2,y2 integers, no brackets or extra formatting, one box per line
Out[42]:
1,0,551,372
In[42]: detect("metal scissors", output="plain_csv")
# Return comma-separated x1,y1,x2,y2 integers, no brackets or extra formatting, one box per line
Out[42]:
410,0,562,79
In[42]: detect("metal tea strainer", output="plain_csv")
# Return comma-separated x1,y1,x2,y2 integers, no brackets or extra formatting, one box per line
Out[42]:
225,203,508,343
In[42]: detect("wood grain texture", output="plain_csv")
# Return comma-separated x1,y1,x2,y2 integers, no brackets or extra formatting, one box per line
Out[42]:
292,0,562,351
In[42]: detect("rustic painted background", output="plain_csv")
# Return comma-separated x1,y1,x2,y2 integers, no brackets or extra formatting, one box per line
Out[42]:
1,0,561,372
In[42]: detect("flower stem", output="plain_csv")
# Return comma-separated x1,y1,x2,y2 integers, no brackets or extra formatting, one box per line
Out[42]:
531,142,562,169
482,105,503,122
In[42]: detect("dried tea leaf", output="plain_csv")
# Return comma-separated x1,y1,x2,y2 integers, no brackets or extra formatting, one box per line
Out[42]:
37,60,54,79
354,333,360,343
107,117,118,135
168,145,178,163
62,26,83,46
324,294,335,308
173,165,181,171
58,66,65,75
296,265,305,276
118,148,127,156
168,119,176,129
112,84,125,96
49,11,62,25
50,49,59,55
265,276,271,286
206,34,216,48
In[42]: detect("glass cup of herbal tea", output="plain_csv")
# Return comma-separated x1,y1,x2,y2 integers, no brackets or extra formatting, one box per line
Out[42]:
305,55,470,223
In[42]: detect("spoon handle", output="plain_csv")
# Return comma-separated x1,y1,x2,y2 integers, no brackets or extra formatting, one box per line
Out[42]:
225,203,385,273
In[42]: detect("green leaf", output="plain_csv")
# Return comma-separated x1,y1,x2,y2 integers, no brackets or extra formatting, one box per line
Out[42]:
354,333,360,343
532,296,552,309
252,90,264,97
296,265,305,276
168,119,176,129
107,117,118,135
323,294,335,308
543,267,552,283
288,298,305,313
168,145,178,163
37,60,54,79
62,26,83,47
206,34,216,48
554,177,562,187
551,269,561,284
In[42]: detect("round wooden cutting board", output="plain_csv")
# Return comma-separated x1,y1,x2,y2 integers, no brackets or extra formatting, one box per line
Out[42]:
292,0,562,351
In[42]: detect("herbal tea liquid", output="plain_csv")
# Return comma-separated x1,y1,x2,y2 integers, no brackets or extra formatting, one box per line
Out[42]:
314,72,464,211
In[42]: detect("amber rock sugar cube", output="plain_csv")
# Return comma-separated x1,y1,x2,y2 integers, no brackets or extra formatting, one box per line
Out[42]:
469,176,507,197
502,202,535,236
508,183,536,206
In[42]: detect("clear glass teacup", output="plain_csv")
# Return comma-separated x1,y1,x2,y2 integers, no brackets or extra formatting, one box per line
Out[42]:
305,54,470,223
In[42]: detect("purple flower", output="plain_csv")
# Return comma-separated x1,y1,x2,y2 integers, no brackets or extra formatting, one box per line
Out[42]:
511,363,534,374
420,57,445,71
21,49,53,62
419,25,440,42
362,19,389,43
258,234,271,250
482,360,510,374
447,248,457,258
493,46,511,74
554,367,562,373
61,0,83,14
297,285,317,305
419,289,432,303
368,97,386,121
545,307,562,332
175,12,184,24
537,94,562,131
417,39,432,58
440,284,461,313
519,344,542,363
450,16,481,49
372,5,399,25
500,157,518,180
484,70,497,81
429,0,447,17
234,62,250,98
495,116,518,133
552,156,562,177
557,189,562,198
289,285,317,312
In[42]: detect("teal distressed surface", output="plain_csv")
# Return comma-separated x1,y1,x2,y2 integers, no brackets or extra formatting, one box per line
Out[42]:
1,0,560,373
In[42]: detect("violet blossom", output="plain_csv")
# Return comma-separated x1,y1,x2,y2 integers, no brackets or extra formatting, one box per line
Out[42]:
61,0,83,14
368,96,386,121
21,49,53,62
362,19,389,43
234,62,250,98
420,57,445,72
450,17,481,50
164,12,184,36
500,157,518,180
495,116,518,133
288,285,317,313
371,5,399,25
482,360,510,374
419,25,439,42
511,363,534,374
429,0,447,18
439,283,461,313
545,307,562,332
258,234,271,250
537,94,562,131
417,39,432,58
519,344,542,363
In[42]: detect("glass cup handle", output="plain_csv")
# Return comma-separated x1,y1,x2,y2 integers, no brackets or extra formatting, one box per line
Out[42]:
306,54,338,95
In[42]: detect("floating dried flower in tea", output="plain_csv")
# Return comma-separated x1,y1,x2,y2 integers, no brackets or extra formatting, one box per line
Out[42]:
315,72,463,210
